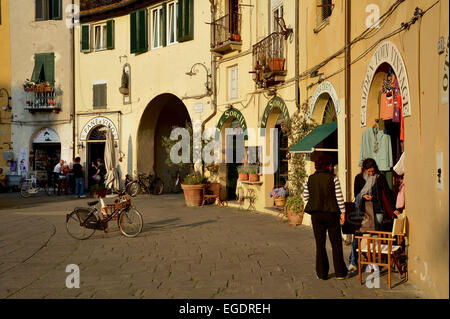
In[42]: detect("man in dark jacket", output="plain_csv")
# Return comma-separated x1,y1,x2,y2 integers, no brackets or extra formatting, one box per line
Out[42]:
303,154,348,280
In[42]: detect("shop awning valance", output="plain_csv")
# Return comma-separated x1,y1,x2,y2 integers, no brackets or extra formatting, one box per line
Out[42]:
289,122,338,153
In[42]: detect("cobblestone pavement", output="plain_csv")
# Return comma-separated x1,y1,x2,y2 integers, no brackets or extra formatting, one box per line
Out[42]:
0,192,426,299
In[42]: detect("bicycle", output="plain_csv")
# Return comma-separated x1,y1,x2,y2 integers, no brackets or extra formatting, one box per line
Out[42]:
19,174,51,198
126,170,164,197
65,191,143,240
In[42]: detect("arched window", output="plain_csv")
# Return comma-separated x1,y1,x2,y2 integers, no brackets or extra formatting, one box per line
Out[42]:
88,126,107,141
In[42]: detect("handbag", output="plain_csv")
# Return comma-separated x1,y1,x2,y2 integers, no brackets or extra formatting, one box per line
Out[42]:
342,202,362,234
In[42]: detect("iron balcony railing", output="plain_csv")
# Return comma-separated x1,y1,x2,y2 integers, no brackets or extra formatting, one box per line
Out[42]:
253,32,285,74
212,12,242,48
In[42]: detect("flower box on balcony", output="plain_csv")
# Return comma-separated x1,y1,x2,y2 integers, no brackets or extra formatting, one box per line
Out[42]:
268,58,285,72
231,34,241,41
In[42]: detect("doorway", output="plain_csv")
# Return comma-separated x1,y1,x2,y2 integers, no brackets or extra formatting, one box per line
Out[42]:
86,125,107,188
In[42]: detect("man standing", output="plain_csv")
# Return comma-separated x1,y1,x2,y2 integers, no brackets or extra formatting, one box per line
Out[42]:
73,157,86,198
302,154,348,280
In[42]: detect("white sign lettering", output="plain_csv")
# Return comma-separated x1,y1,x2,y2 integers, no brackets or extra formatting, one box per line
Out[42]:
79,116,119,141
442,35,449,105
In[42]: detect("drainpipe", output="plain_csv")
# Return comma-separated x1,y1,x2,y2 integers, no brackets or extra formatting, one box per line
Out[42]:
201,1,218,165
295,0,299,109
72,0,76,159
344,0,351,202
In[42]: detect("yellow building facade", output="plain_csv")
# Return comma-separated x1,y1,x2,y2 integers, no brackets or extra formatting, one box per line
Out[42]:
0,0,12,171
299,0,449,298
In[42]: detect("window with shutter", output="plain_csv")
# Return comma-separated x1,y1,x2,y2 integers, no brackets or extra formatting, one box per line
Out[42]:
167,1,178,45
52,0,62,20
130,11,137,53
35,0,61,21
177,0,194,42
31,53,54,85
81,24,91,52
93,83,107,109
93,23,107,51
131,9,148,54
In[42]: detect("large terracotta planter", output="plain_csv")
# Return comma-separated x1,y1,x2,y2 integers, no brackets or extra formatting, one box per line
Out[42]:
249,173,259,182
268,58,285,71
274,197,286,207
287,207,303,226
206,182,221,196
239,173,249,181
181,184,205,207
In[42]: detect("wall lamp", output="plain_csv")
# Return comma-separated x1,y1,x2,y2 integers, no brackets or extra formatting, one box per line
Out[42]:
0,88,12,111
77,141,85,151
185,63,212,95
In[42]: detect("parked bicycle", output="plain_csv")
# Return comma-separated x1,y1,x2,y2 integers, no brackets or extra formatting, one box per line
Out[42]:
126,171,164,197
19,174,51,198
65,191,143,240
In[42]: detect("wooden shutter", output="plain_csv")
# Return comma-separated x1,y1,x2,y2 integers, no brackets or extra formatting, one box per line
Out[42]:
93,84,107,109
161,4,167,47
81,24,91,52
43,53,55,85
101,84,107,107
177,0,194,42
107,20,115,50
52,0,62,20
35,0,44,21
130,11,137,53
138,8,148,53
31,54,46,82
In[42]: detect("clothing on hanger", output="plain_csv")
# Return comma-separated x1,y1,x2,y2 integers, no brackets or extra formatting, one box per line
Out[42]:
359,127,393,171
392,76,401,123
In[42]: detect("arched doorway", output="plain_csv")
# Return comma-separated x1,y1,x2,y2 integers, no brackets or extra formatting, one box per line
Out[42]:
31,128,61,179
261,97,290,207
216,108,247,200
87,125,106,188
137,93,191,193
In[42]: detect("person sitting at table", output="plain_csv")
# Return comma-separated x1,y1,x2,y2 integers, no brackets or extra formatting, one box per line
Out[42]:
65,161,75,194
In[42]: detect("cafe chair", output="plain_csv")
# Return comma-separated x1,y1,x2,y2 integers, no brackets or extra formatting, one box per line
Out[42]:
356,214,407,289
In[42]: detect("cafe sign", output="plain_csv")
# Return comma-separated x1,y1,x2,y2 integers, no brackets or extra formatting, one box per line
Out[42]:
309,81,340,118
261,97,290,129
216,108,248,140
80,116,119,141
361,41,411,127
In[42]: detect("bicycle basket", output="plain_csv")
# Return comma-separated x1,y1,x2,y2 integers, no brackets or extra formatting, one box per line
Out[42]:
75,208,100,230
114,195,131,210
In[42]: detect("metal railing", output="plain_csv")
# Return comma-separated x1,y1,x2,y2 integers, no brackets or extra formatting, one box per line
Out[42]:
253,32,285,74
212,12,242,48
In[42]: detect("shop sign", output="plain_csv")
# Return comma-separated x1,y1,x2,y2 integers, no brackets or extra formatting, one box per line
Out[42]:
442,36,449,105
261,97,290,129
80,116,119,141
361,41,411,127
33,128,60,144
216,108,248,140
309,81,340,118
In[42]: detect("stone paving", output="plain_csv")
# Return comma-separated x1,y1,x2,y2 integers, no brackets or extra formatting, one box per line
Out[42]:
0,192,426,299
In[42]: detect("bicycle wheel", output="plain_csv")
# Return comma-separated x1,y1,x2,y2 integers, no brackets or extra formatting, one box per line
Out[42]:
66,211,96,240
19,182,32,198
152,179,164,195
127,181,141,197
118,207,143,238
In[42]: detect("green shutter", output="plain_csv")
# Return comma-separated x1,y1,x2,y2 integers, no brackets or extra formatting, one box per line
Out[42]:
43,53,55,85
107,20,115,50
161,4,167,47
177,0,194,42
35,0,44,21
52,0,62,20
31,54,45,83
81,24,91,52
138,8,148,53
130,11,137,53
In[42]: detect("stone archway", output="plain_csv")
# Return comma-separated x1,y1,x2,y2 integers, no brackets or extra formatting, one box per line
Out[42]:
137,93,191,193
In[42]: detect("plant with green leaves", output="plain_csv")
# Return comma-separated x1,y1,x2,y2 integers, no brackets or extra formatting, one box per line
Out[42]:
248,165,259,175
284,105,317,215
237,165,249,174
182,173,207,185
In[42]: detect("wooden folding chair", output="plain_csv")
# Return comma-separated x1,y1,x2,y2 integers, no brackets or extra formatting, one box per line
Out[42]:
356,214,407,289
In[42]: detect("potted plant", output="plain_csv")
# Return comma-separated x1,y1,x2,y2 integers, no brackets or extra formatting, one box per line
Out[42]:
248,165,260,182
231,34,241,41
181,173,207,207
284,195,304,226
23,79,36,92
237,165,249,181
269,187,287,207
268,57,285,72
90,183,107,198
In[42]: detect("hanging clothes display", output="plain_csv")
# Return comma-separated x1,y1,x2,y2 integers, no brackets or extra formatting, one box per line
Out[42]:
400,101,405,141
359,127,393,171
392,76,402,123
380,74,395,120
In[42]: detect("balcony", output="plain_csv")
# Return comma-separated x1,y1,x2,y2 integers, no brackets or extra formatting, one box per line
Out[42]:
23,83,61,113
252,32,287,89
211,12,242,55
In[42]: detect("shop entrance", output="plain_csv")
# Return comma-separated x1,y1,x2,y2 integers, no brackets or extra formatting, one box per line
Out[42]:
274,115,288,188
87,126,106,188
226,119,245,200
31,128,61,181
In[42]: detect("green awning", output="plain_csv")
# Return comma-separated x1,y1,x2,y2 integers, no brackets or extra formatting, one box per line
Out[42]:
289,122,338,153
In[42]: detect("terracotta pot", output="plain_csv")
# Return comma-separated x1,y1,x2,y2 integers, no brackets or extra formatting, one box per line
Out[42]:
24,87,34,92
232,34,241,41
274,197,286,207
206,182,221,196
268,58,285,71
249,173,259,182
181,184,205,207
239,173,249,181
287,207,303,226
44,86,53,92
